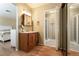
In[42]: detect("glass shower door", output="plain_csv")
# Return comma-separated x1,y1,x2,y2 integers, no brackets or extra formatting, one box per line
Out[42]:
70,14,79,51
45,11,56,48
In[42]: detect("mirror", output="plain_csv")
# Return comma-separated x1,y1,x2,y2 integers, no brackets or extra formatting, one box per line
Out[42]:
20,12,33,32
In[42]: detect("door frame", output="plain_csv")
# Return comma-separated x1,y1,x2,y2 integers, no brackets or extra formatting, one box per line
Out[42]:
6,4,19,51
44,8,60,50
15,5,19,51
68,4,79,52
12,4,19,51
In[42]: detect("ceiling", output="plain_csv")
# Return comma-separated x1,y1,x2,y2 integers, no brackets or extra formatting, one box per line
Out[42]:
26,3,49,8
69,3,79,9
0,3,16,20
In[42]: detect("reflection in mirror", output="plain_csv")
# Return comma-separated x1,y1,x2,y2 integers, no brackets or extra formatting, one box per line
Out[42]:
20,12,33,32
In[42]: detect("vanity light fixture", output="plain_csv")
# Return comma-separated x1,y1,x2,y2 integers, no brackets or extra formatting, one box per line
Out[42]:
22,11,31,16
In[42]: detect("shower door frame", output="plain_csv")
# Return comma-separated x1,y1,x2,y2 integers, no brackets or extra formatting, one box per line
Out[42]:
44,9,60,50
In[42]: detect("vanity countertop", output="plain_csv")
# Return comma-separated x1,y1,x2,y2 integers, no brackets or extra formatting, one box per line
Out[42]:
20,31,38,33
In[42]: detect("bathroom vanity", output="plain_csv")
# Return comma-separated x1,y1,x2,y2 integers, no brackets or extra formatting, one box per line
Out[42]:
19,31,39,52
19,11,39,52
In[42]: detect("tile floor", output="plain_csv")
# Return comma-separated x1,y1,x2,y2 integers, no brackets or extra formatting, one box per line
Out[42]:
0,41,79,56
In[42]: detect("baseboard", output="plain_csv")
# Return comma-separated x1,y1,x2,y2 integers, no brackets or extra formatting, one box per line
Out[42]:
58,48,68,51
69,49,79,52
38,44,44,46
58,48,63,50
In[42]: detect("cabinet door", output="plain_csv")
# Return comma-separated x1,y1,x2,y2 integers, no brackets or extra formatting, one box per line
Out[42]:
19,33,29,52
29,33,36,50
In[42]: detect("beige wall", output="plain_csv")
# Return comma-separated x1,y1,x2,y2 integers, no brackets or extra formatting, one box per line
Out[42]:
16,3,32,25
0,16,16,28
32,3,61,45
16,3,32,32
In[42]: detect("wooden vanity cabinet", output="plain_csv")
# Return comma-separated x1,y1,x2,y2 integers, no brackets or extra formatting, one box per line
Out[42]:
19,33,29,52
28,33,36,50
19,32,38,52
